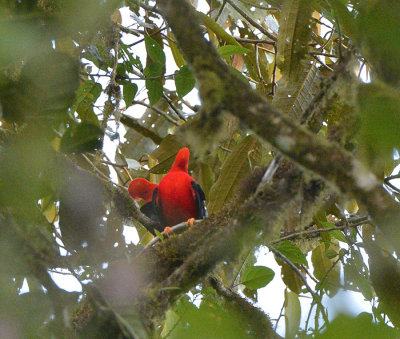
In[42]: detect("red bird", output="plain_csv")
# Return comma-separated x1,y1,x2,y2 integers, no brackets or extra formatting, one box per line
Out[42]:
128,178,160,233
153,147,207,233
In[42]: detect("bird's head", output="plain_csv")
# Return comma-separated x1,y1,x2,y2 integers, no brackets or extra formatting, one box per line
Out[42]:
172,147,190,172
128,178,157,203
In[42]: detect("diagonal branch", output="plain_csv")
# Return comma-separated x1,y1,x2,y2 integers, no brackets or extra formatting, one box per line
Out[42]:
156,0,400,248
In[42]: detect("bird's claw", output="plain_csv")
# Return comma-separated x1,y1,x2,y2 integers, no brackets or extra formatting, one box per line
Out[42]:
163,226,172,235
186,218,195,227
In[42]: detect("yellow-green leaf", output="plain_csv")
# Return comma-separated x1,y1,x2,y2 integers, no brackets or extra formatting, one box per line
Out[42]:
207,135,262,214
218,45,251,57
312,243,340,295
168,30,185,68
198,162,215,199
280,262,304,294
150,135,185,174
285,289,301,338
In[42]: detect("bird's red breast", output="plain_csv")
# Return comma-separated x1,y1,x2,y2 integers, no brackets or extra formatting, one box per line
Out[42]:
157,147,199,226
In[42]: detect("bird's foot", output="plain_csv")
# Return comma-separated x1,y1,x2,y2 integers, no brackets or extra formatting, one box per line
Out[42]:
186,218,195,227
163,226,172,235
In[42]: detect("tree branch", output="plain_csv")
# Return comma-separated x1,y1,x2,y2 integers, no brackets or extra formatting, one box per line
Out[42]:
156,0,400,249
208,276,283,339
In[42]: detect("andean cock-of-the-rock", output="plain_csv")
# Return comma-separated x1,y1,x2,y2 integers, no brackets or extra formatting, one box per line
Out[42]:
128,147,207,235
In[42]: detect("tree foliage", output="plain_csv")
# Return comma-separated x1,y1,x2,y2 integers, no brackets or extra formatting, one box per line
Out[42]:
1,0,400,338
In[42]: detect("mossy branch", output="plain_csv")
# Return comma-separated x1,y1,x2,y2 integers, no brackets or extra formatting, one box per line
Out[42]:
155,0,400,248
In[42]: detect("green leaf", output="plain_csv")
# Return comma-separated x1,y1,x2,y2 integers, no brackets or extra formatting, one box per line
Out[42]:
325,248,338,259
357,1,400,84
150,135,185,174
143,62,163,77
60,122,103,154
356,275,374,301
285,290,301,339
168,30,185,68
358,84,400,173
120,44,143,71
280,262,304,294
69,80,102,125
120,114,163,145
218,45,251,57
71,80,102,113
276,0,312,83
144,35,165,65
164,293,249,338
316,314,398,339
242,287,257,302
330,230,348,243
343,261,373,301
161,309,180,337
198,162,215,199
120,102,171,159
175,65,195,98
241,265,275,290
123,82,138,107
320,221,348,243
3,51,80,123
207,135,262,214
154,229,164,241
146,79,163,106
273,241,308,266
273,0,315,120
312,243,340,296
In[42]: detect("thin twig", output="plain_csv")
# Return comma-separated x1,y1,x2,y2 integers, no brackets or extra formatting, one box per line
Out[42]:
225,0,277,42
162,93,187,121
139,1,160,14
301,264,319,284
215,0,227,22
270,217,370,244
132,100,180,126
269,44,277,95
310,51,338,58
274,300,285,331
384,173,400,193
269,246,329,324
142,220,202,251
357,60,366,79
103,153,126,184
238,0,279,11
81,154,128,191
117,23,141,36
218,145,232,153
255,44,265,84
128,26,168,47
269,246,315,297
311,54,334,72
235,37,275,45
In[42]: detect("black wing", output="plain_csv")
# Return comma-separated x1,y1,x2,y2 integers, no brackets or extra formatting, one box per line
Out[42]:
191,181,208,219
151,187,167,230
137,188,164,235
140,202,159,223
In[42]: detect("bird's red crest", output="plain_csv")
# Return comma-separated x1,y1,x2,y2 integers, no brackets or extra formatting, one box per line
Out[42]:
171,147,190,172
